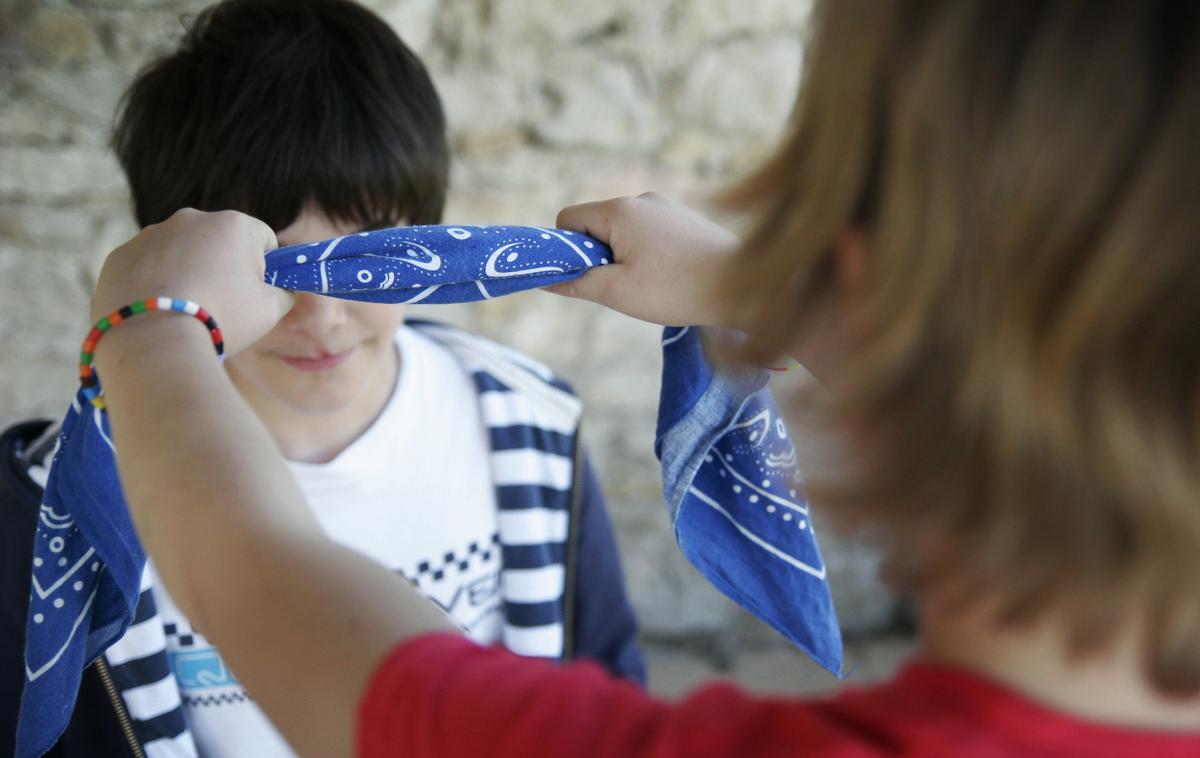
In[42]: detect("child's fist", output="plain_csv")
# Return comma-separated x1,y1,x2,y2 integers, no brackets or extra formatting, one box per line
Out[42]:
549,193,742,330
91,208,293,355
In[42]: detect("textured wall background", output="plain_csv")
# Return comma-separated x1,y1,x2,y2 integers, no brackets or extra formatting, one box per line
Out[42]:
0,0,909,693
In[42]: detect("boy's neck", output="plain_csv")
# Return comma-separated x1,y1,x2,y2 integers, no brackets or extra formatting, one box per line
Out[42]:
918,592,1200,731
233,343,401,465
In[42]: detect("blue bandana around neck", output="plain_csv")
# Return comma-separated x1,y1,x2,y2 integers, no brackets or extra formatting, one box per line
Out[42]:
17,224,842,757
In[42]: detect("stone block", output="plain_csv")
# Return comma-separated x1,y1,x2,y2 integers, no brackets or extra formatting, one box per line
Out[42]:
618,515,750,636
532,58,658,150
81,7,190,68
0,201,127,255
436,68,529,147
23,66,130,134
21,7,98,67
675,35,802,139
0,89,79,146
0,243,90,426
488,0,639,51
0,145,126,200
671,0,812,43
369,0,439,58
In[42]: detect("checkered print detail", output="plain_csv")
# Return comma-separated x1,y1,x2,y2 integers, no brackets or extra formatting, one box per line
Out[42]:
183,692,252,708
406,533,500,583
163,621,198,648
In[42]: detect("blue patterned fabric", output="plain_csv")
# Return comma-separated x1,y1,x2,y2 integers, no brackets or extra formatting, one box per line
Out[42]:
656,327,843,673
17,225,841,757
264,224,610,303
80,321,616,758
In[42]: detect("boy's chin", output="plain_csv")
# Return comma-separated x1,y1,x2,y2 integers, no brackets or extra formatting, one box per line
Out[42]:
275,388,363,416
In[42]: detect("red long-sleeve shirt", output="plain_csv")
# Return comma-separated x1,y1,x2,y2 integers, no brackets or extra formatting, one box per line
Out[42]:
358,633,1200,757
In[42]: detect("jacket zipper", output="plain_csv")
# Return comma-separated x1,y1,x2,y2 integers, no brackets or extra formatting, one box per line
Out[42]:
561,424,585,663
13,425,142,757
94,656,146,758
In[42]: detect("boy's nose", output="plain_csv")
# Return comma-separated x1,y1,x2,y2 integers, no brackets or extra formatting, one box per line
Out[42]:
283,292,347,337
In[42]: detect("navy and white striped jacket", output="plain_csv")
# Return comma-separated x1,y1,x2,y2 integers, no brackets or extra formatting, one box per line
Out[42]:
1,321,643,757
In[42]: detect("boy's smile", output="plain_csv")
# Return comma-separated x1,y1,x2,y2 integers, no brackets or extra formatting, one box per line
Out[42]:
277,348,354,372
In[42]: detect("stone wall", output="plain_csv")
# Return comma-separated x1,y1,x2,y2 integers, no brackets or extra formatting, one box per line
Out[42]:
0,0,908,693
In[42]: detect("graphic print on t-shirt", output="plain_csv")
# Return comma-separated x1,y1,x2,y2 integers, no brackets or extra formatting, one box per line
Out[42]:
159,616,247,710
152,327,506,758
403,533,502,636
163,623,247,708
164,531,504,707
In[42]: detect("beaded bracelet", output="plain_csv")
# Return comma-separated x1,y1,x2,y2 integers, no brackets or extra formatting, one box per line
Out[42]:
79,297,224,410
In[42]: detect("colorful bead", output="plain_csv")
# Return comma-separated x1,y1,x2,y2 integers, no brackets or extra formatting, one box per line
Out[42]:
77,296,225,412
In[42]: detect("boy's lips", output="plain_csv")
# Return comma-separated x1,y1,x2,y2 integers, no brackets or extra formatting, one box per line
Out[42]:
280,348,353,371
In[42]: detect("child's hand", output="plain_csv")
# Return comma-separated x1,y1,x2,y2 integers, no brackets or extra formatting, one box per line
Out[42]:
91,208,293,355
549,193,742,329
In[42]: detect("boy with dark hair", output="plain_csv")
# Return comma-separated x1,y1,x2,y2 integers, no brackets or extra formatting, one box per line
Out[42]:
60,0,1200,755
0,1,642,755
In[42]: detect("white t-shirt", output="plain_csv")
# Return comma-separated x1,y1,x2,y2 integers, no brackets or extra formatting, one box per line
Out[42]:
152,325,500,758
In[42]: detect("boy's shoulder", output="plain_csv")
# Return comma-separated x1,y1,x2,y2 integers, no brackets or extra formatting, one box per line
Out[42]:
406,319,584,436
405,319,579,398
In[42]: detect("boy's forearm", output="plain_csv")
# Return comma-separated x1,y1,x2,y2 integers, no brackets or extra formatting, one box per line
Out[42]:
95,316,453,756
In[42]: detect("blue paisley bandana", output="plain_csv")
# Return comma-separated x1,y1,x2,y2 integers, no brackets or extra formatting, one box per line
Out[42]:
17,225,841,757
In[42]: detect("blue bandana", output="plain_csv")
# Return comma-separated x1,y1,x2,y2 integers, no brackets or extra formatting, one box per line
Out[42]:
657,327,842,669
17,225,841,757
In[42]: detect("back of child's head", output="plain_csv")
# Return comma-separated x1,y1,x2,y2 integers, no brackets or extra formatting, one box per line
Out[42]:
727,0,1200,694
112,0,447,231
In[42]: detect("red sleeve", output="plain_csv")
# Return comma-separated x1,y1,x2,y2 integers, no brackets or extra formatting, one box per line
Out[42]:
359,638,1200,758
356,633,815,758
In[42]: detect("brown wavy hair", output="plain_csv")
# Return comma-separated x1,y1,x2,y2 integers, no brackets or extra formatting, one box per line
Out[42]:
725,0,1200,694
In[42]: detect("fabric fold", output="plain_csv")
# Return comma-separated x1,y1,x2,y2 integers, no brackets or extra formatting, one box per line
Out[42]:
655,327,843,675
17,225,841,758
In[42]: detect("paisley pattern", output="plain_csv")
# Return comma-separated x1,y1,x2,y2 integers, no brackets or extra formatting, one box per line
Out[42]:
655,326,842,678
266,225,609,304
17,225,840,758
